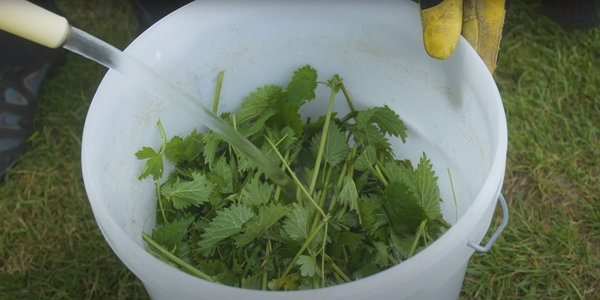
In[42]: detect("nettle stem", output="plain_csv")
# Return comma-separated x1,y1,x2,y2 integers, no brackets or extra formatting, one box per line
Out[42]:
340,80,357,119
321,222,328,287
407,219,428,258
324,253,351,282
142,232,213,282
265,137,326,218
308,74,341,195
213,70,225,114
275,217,330,289
155,181,166,223
156,120,168,223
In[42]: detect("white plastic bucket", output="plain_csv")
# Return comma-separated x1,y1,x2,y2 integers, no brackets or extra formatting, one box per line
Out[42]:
81,0,508,299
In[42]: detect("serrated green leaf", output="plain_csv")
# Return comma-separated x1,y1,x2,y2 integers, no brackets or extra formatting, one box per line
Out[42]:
355,109,375,129
241,272,263,290
161,172,216,209
236,85,283,124
182,129,203,161
172,241,192,264
198,203,256,250
212,156,233,194
266,126,299,154
354,144,377,172
164,136,184,164
352,263,380,280
390,233,414,259
340,211,360,228
372,241,389,267
415,152,442,220
283,204,309,242
237,108,277,138
234,203,292,247
352,123,391,151
151,217,193,247
310,124,350,168
357,195,387,234
266,103,304,137
135,146,159,160
284,65,318,107
338,175,359,212
383,182,426,235
268,273,301,291
297,255,318,277
338,231,365,249
236,155,256,173
136,147,163,180
257,203,292,232
203,132,221,168
371,106,408,142
384,161,410,185
242,175,274,207
232,221,261,247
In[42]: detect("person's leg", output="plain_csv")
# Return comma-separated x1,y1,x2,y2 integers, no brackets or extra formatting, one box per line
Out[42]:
132,0,194,34
0,0,65,179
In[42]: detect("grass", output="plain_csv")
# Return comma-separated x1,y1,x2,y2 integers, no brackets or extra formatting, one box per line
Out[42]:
0,0,598,299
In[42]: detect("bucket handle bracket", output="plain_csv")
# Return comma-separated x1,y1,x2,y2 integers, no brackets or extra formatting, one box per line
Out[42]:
467,194,508,253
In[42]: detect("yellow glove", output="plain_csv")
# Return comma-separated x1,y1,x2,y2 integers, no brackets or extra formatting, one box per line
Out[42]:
419,0,510,73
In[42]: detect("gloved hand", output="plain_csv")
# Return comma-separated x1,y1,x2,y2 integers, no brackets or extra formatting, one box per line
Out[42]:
419,0,512,73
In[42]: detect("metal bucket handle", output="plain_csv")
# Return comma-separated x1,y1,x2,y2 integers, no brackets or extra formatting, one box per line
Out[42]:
467,194,508,252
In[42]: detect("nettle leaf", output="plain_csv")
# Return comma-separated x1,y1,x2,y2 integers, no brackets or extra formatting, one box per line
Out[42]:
236,155,256,173
241,272,263,290
212,157,233,194
161,172,216,209
355,109,375,129
303,113,338,138
164,136,184,164
340,211,360,228
257,203,293,231
415,153,442,220
383,182,426,235
390,233,413,259
371,106,408,143
151,217,193,248
338,175,359,212
203,132,222,168
266,103,304,137
236,85,283,124
198,203,256,250
182,129,203,161
296,255,318,277
235,203,291,247
310,124,350,168
268,273,301,291
372,241,389,267
237,108,277,138
352,123,391,151
136,146,163,180
242,175,274,207
384,161,412,185
354,144,377,172
283,204,310,242
284,65,318,107
266,126,299,153
358,195,388,234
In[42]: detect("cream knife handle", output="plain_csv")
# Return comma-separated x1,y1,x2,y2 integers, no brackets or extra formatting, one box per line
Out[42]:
0,0,70,48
